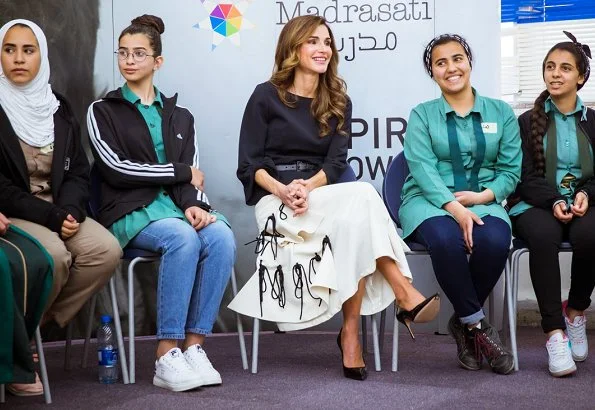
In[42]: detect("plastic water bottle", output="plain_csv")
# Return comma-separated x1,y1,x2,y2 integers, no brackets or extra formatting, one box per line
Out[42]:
97,315,118,384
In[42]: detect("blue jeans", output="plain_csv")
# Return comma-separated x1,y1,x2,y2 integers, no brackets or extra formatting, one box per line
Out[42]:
129,218,235,339
412,216,510,325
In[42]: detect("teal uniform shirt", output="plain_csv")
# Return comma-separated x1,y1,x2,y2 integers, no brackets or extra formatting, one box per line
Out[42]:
509,96,592,216
399,90,522,238
109,84,186,248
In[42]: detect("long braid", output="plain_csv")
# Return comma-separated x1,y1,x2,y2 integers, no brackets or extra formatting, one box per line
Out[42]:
530,89,550,177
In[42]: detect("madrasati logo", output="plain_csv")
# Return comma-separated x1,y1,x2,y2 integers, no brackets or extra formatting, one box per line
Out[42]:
194,0,255,50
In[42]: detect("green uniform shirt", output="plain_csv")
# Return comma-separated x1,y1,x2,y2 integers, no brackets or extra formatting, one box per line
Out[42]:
509,96,591,216
109,84,186,248
399,90,521,238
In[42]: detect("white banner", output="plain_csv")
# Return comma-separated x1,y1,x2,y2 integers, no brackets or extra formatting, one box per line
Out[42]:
94,0,501,281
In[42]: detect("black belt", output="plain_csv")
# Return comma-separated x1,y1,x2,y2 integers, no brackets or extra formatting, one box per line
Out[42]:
275,161,317,172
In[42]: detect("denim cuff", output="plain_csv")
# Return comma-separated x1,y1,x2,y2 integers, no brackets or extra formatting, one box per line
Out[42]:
459,309,485,325
157,332,186,340
185,327,211,336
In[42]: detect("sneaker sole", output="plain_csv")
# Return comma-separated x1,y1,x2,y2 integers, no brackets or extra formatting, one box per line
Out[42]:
457,358,481,371
493,360,515,375
572,352,588,362
201,376,222,386
550,364,577,377
153,375,204,392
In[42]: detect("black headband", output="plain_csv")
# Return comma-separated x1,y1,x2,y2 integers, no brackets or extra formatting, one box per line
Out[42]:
423,34,472,78
562,30,591,89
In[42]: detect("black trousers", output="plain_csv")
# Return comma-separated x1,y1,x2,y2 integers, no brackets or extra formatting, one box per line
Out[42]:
513,207,595,333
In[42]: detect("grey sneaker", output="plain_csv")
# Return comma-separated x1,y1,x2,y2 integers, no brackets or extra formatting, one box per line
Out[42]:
448,314,481,370
469,320,515,375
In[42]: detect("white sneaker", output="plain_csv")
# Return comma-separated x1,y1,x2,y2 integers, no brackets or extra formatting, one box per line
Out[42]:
546,333,576,377
153,347,204,391
565,314,588,362
184,344,222,386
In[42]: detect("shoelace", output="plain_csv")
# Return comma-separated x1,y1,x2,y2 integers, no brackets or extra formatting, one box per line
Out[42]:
547,337,571,360
165,352,193,373
474,330,505,362
195,348,215,370
566,316,587,344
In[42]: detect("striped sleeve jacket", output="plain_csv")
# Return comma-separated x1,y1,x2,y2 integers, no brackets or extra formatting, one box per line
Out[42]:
87,88,210,228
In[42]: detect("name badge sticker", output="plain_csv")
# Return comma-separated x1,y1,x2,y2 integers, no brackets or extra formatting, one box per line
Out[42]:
481,122,498,134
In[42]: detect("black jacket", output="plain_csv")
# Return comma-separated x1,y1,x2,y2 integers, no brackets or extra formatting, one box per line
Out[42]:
87,88,210,228
0,93,89,234
511,107,595,209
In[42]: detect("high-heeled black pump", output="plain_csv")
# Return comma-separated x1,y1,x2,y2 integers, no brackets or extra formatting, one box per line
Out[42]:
396,293,440,340
336,328,367,381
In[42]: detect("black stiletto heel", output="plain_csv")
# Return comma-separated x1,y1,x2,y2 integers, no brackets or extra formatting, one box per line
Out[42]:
337,328,367,381
396,293,440,340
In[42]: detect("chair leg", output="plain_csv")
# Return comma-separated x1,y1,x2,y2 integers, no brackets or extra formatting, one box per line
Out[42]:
0,383,5,403
230,268,248,370
128,260,137,384
392,303,399,372
371,314,381,371
251,318,260,374
109,276,129,384
64,320,73,371
81,293,97,368
379,309,386,353
508,258,520,371
361,316,368,353
35,327,52,404
488,291,496,325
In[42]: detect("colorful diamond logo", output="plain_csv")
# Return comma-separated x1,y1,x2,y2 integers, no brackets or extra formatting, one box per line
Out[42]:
194,1,255,50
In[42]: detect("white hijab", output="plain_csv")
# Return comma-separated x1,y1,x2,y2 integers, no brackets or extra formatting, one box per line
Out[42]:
0,19,59,147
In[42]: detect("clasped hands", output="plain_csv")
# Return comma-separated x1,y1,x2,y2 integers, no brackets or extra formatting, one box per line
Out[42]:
445,189,493,254
276,179,310,216
553,191,588,223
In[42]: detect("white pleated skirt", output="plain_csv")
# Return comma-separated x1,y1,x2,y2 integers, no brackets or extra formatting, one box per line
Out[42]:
228,182,412,331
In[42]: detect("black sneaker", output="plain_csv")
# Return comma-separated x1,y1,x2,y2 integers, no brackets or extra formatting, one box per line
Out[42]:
469,320,515,375
448,314,481,370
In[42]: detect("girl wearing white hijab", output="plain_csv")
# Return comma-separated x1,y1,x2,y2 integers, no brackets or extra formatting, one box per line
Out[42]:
0,19,121,394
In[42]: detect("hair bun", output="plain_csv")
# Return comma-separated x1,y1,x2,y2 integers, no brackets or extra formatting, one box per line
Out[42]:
131,14,164,34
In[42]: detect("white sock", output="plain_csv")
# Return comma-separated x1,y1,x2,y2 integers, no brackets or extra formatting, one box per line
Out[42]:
468,322,481,331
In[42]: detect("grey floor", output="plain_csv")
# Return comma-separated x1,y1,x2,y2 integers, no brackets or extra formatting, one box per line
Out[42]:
3,327,594,409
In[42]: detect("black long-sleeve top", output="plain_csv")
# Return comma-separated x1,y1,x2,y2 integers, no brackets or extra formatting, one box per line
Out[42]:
511,108,595,209
0,92,90,235
237,81,351,205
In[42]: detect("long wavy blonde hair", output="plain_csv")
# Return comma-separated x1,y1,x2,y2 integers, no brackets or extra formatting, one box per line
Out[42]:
270,15,348,137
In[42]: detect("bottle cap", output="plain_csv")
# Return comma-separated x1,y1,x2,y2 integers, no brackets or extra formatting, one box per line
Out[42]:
101,315,112,324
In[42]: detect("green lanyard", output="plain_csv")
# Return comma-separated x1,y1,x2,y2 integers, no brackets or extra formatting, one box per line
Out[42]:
446,112,486,192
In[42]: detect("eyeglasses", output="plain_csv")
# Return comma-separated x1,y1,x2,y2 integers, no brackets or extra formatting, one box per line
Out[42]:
114,49,155,62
